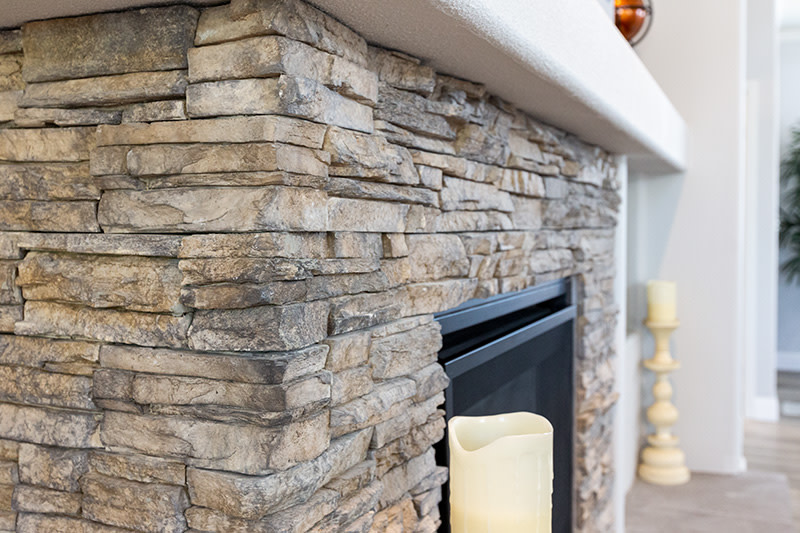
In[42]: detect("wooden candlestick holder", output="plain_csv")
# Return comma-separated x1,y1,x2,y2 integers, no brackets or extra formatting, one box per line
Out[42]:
638,319,690,485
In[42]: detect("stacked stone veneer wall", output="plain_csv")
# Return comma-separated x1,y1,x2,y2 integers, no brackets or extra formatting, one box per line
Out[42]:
0,2,620,532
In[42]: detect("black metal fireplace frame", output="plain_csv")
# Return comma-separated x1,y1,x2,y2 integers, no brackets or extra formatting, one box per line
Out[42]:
435,278,577,533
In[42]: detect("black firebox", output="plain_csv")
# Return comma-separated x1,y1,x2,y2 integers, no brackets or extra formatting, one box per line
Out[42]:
434,278,576,533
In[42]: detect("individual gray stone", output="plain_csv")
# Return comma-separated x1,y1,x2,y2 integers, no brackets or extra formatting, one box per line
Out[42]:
14,233,182,258
99,187,328,233
327,291,403,335
12,485,82,516
0,54,22,92
0,403,101,448
0,335,98,368
188,301,328,352
496,168,546,197
323,331,371,372
121,100,186,123
410,364,449,402
187,429,371,519
434,210,513,232
379,450,436,507
0,30,21,54
0,90,20,122
323,126,418,185
441,176,514,212
196,0,368,66
98,115,326,149
14,107,122,127
369,321,441,380
0,127,94,162
0,305,21,332
406,234,469,282
402,279,478,316
330,232,383,259
416,165,443,190
179,257,311,285
178,232,327,259
0,366,94,410
371,393,442,449
16,301,190,348
99,344,328,385
22,6,198,81
81,473,189,533
331,366,373,406
189,35,376,104
88,452,185,486
369,47,436,96
375,84,456,140
0,163,99,201
327,198,408,233
330,378,415,437
0,261,20,305
0,461,17,485
21,70,188,108
314,481,381,533
17,252,184,314
102,410,328,474
88,145,128,176
511,195,544,230
327,178,437,207
187,76,373,133
0,201,99,232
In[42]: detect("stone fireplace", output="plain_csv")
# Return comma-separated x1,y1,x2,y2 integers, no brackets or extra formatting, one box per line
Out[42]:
0,1,620,531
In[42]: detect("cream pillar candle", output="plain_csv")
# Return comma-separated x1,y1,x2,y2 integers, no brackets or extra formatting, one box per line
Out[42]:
647,280,677,322
449,412,553,533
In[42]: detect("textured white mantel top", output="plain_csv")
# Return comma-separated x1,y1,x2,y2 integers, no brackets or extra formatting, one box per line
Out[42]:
1,0,687,173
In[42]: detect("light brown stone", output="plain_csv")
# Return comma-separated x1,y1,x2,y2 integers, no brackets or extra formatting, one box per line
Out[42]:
0,90,20,122
12,485,82,516
178,232,326,259
496,168,546,197
511,195,544,230
0,163,99,201
22,6,198,82
0,335,98,369
0,261,19,305
375,84,456,140
0,30,21,54
18,252,183,314
188,301,328,352
99,187,327,233
331,366,373,406
0,366,94,410
369,48,436,96
14,107,122,127
0,305,21,332
88,452,185,486
402,279,478,316
0,462,17,485
15,514,133,533
0,403,101,448
98,115,326,149
369,322,441,380
21,70,188,108
13,233,182,258
0,54,22,92
121,100,187,123
406,234,469,282
196,0,368,66
434,210,513,232
327,178,437,207
187,428,370,519
416,165,443,190
0,127,94,162
323,331,371,372
379,450,436,507
16,445,87,493
0,201,99,232
370,498,417,532
330,378,415,437
99,344,327,385
16,301,190,348
328,291,403,335
187,76,373,133
81,473,188,533
441,176,514,212
315,481,381,533
323,126,418,185
327,198,408,233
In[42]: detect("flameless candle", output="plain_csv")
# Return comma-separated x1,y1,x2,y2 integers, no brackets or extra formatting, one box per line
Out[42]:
449,412,553,533
646,280,677,322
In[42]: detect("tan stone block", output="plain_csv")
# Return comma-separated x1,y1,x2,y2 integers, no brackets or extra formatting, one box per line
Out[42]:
0,441,18,461
324,459,376,498
22,6,198,82
370,498,417,532
416,164,443,190
121,100,186,123
324,126,418,185
314,481,381,533
21,70,188,108
375,84,456,140
0,484,10,512
327,197,408,233
0,200,99,232
187,76,373,133
99,344,328,385
12,485,82,515
0,261,19,305
372,392,442,452
323,331,371,372
0,90,20,122
511,195,544,230
0,306,22,332
331,232,383,259
441,176,514,212
13,233,181,258
18,444,88,492
406,234,469,282
0,403,101,448
14,107,122,127
99,187,327,233
16,301,190,348
179,257,310,285
496,168,546,197
330,378,415,437
88,452,185,486
188,301,328,352
379,449,436,507
369,321,441,380
327,178,437,207
0,366,94,410
368,47,436,96
0,54,23,92
14,514,134,533
103,409,327,474
18,252,183,314
331,366,373,406
0,162,99,201
126,141,328,176
382,234,409,258
196,0,368,66
0,127,95,162
402,279,478,316
0,462,17,485
0,30,21,54
178,232,327,259
433,210,513,232
186,428,370,519
98,115,326,149
81,473,188,533
0,335,98,368
89,145,128,176
328,291,404,335
409,363,449,402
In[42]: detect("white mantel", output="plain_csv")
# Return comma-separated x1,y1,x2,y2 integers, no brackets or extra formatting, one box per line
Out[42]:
1,0,687,175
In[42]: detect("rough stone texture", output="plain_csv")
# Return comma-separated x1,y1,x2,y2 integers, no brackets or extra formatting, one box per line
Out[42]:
0,1,620,532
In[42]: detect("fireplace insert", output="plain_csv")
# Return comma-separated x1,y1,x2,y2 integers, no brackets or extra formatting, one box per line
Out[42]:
434,278,576,533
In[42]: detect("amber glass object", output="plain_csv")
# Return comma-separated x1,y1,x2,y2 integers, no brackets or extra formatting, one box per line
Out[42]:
615,0,652,45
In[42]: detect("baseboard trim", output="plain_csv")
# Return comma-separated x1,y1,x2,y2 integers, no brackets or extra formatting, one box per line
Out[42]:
778,351,800,372
747,395,780,422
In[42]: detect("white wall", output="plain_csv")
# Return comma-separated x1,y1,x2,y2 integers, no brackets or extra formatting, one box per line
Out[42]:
778,35,800,371
743,0,780,421
628,0,748,473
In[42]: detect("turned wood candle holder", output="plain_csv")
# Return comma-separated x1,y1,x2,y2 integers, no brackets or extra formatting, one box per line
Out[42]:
638,319,690,485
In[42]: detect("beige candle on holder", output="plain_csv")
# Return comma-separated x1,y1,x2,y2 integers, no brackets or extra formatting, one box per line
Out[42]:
449,412,553,533
647,280,677,322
